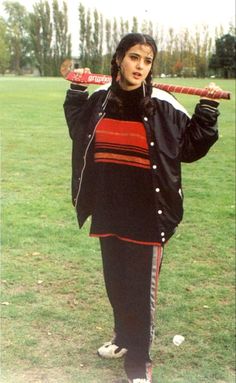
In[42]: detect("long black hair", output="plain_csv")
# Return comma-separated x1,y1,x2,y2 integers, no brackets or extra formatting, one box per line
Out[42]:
109,33,158,117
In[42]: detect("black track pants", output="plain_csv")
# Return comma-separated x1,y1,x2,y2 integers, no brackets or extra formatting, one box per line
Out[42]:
100,236,164,380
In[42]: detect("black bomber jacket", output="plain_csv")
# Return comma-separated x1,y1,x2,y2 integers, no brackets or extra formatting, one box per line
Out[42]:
63,85,219,243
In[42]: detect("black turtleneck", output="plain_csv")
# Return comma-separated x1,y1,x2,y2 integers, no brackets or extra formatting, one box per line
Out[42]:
105,84,144,121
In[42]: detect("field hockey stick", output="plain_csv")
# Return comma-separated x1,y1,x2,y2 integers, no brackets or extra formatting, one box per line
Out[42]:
61,60,231,100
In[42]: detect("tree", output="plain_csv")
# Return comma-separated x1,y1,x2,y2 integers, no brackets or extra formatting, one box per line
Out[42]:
28,0,53,76
84,9,92,66
193,25,212,77
176,28,196,77
166,28,175,75
141,19,149,34
52,0,71,76
209,33,236,78
112,18,119,52
78,3,86,66
99,13,104,72
104,19,112,73
3,1,29,74
120,17,125,38
153,26,164,75
148,21,153,37
124,20,129,36
90,9,101,73
28,0,71,76
131,17,138,33
0,17,10,74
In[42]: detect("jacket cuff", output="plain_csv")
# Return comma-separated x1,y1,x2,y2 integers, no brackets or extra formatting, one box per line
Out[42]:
70,83,88,92
199,99,219,109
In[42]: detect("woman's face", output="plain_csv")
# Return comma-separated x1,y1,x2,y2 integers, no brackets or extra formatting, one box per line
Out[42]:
117,43,154,91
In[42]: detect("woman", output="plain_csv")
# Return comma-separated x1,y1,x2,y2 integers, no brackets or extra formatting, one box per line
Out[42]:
63,33,220,383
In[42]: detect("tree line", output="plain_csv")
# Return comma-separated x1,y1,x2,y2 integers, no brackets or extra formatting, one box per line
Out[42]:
0,0,235,78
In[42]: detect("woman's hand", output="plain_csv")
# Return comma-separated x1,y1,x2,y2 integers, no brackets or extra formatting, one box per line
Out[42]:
200,82,222,102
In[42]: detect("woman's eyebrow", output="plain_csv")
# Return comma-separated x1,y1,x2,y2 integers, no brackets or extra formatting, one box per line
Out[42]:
128,52,154,60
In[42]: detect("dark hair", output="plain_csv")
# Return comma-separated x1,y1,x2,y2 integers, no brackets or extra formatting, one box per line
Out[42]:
109,33,157,117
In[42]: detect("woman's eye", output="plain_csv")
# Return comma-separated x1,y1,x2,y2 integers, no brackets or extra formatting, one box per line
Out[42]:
129,55,152,65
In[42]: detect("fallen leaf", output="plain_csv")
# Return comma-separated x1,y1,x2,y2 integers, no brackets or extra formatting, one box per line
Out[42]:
185,287,193,292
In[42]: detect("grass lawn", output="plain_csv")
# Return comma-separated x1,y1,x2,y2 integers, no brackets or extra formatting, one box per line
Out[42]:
0,76,235,383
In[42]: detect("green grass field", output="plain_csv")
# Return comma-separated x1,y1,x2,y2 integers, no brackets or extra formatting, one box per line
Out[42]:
0,77,235,383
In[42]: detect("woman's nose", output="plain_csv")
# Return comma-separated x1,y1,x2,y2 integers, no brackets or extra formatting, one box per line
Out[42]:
136,59,144,69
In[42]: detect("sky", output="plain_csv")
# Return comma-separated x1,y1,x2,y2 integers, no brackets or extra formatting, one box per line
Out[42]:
1,0,234,26
68,0,235,28
0,0,235,55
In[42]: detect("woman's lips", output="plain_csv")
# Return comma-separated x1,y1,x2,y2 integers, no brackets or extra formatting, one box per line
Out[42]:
133,72,142,79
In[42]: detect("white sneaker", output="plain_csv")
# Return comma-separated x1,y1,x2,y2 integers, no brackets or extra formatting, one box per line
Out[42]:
97,341,127,359
129,379,151,383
